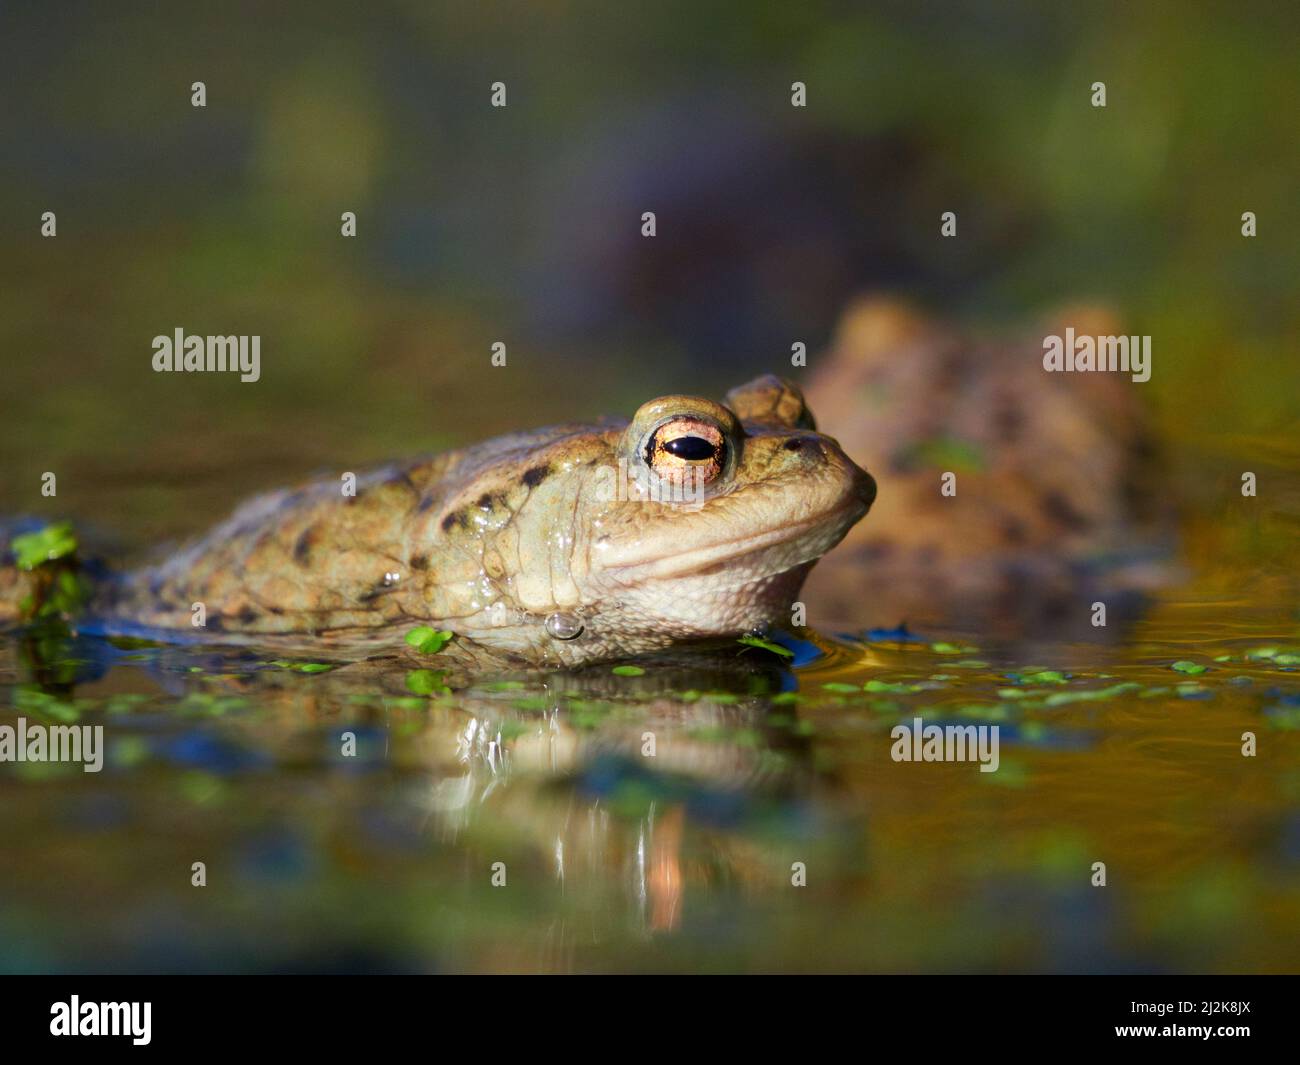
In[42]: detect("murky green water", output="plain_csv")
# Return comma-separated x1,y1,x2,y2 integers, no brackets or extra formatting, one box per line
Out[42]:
3,531,1298,973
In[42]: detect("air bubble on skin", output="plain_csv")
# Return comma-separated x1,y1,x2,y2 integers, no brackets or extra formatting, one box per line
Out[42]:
545,612,584,640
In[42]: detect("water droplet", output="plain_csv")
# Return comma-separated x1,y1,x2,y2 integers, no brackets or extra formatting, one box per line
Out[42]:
544,612,584,641
383,571,401,586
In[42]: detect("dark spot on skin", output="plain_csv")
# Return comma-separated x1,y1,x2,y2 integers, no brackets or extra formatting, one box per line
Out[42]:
268,606,284,615
1002,519,1026,545
205,616,225,632
416,495,437,513
477,493,493,509
784,438,804,452
1043,491,1091,531
441,509,468,533
293,527,319,565
236,606,259,624
522,464,550,488
409,553,429,571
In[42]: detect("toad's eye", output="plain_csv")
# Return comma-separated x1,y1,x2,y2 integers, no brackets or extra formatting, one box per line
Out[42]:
645,418,727,484
663,435,717,461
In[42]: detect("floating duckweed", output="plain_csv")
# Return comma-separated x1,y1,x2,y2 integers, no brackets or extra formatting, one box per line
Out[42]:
15,687,80,722
1171,660,1207,675
497,721,531,741
176,693,249,716
1022,670,1068,685
483,680,526,691
737,635,795,658
1264,705,1300,730
612,665,645,677
1273,653,1300,666
10,522,77,570
270,660,335,674
406,669,450,696
1042,682,1142,707
105,693,151,715
864,679,922,694
931,642,978,655
770,692,801,705
821,682,859,693
111,736,151,768
405,627,454,654
956,703,1012,721
179,770,225,806
955,659,990,669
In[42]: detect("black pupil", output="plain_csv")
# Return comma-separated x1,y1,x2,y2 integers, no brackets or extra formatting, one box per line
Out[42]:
663,435,717,461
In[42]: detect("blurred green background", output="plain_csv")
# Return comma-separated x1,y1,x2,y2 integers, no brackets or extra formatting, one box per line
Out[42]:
1,0,1296,546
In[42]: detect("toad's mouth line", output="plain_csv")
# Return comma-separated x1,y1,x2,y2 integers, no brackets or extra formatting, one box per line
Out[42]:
601,498,867,582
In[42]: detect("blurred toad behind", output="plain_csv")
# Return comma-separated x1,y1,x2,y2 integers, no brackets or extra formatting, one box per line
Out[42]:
804,297,1176,638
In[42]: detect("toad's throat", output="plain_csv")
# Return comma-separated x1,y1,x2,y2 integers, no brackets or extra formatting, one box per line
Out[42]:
601,502,865,583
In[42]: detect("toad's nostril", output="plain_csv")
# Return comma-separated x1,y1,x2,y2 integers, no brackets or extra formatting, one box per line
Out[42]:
784,435,822,455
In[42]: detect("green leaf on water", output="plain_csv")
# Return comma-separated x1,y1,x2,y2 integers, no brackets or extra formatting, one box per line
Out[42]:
1171,660,1207,675
10,522,78,570
822,682,860,693
737,635,795,658
405,669,449,696
270,660,335,673
612,665,645,676
864,679,922,694
405,627,454,654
